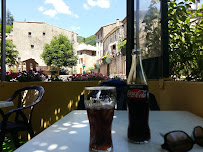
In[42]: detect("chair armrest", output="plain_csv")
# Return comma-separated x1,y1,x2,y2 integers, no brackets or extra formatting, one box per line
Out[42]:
6,104,32,116
3,106,30,123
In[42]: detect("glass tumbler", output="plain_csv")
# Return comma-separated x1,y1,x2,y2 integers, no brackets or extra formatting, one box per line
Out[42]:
84,86,116,152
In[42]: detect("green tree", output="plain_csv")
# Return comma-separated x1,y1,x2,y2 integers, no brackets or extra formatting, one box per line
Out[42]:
0,40,19,66
77,35,96,46
77,36,85,43
168,0,203,81
6,9,14,26
0,9,14,33
85,35,96,46
41,33,78,74
0,24,13,33
142,0,161,58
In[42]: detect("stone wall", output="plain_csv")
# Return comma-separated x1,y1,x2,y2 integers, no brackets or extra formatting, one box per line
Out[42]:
13,21,78,66
94,54,126,77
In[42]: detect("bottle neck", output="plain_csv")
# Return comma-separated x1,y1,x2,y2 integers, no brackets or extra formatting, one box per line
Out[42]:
127,50,147,85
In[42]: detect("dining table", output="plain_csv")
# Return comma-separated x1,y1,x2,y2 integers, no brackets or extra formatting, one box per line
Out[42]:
14,110,203,152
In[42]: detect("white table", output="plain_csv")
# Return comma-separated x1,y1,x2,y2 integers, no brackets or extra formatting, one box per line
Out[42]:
15,110,203,152
0,101,14,108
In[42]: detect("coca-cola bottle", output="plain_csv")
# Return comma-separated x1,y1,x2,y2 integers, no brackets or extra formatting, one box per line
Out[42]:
126,48,150,144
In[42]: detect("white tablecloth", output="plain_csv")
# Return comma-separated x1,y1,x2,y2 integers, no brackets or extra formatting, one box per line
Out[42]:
15,110,203,152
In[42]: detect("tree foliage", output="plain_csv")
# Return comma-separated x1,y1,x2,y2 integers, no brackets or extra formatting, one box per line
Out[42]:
0,24,13,33
142,0,161,59
168,0,203,81
77,36,85,43
41,34,78,72
77,35,96,46
0,40,19,66
0,9,14,33
6,9,14,26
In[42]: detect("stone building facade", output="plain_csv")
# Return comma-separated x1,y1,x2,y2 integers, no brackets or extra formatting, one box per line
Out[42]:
103,19,125,56
76,43,98,74
94,18,127,77
12,21,78,71
95,20,119,60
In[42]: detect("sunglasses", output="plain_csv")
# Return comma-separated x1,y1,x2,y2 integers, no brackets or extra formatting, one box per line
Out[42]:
161,126,203,152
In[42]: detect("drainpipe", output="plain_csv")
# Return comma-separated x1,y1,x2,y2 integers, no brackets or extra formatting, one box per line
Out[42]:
1,0,6,81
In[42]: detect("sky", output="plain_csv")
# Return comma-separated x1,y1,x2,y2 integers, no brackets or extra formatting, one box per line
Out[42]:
2,0,201,38
4,0,127,38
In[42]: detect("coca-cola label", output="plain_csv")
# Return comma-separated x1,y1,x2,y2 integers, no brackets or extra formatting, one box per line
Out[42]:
127,89,147,99
127,84,149,99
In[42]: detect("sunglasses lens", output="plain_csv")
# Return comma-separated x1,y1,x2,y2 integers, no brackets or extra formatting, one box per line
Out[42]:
166,132,193,152
194,126,203,146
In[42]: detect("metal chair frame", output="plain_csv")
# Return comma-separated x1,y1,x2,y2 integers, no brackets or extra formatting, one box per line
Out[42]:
0,85,44,151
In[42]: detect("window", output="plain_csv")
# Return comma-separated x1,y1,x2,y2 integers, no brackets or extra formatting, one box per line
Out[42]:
72,32,74,42
28,32,31,36
80,52,82,55
113,45,116,49
79,58,84,64
43,32,45,36
31,45,34,49
30,63,33,70
92,51,96,56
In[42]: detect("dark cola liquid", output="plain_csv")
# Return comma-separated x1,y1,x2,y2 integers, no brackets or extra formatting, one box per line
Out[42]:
127,84,151,143
87,106,114,151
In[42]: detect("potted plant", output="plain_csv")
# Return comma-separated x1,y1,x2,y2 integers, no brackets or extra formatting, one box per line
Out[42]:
102,56,111,64
94,63,100,69
118,39,126,56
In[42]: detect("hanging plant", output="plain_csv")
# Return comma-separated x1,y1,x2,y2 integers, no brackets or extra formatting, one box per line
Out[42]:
118,39,127,56
102,56,111,64
94,63,100,69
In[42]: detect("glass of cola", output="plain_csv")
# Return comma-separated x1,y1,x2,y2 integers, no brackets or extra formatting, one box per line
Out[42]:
84,86,116,152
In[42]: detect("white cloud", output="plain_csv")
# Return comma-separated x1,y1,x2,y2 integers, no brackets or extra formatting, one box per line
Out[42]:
74,14,79,19
45,0,71,15
87,0,97,6
83,3,90,10
39,0,78,18
38,6,44,12
97,0,110,8
86,0,110,8
70,26,80,31
43,9,57,17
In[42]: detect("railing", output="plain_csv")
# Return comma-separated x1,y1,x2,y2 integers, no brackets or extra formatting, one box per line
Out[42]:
0,80,202,137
